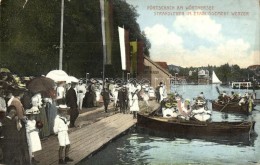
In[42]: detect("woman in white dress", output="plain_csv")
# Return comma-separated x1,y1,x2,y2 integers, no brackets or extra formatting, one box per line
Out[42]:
129,89,140,119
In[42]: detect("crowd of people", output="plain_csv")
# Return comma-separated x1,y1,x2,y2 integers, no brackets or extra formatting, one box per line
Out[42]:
0,68,156,164
216,90,255,106
0,69,77,164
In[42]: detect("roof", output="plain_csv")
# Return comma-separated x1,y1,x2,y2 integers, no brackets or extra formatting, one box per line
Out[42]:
155,62,169,71
144,56,172,77
248,65,260,70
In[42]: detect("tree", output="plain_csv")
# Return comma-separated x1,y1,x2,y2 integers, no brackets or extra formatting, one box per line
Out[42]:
0,0,150,78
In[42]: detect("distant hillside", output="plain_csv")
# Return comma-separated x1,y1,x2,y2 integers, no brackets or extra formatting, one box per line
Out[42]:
168,64,181,72
248,65,260,76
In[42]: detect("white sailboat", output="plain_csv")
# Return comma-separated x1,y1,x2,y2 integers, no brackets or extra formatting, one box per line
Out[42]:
212,71,222,84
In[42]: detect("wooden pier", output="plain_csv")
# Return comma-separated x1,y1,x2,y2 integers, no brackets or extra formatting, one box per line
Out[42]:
35,113,136,165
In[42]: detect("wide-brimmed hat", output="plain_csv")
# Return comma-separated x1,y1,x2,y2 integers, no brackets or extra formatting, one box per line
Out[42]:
25,106,40,115
90,78,96,83
57,104,70,110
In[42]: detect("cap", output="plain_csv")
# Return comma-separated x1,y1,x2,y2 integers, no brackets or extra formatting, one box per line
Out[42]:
58,104,70,110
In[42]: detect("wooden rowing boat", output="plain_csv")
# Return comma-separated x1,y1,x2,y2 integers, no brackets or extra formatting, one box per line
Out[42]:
254,99,260,104
137,111,255,137
211,101,253,115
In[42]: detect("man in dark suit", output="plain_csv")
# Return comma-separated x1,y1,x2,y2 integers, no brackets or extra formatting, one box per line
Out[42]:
101,87,112,113
66,82,79,128
118,86,128,114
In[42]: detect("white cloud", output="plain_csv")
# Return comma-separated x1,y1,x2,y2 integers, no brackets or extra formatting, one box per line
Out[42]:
144,24,185,62
216,39,250,59
144,24,183,48
173,11,223,42
144,23,255,68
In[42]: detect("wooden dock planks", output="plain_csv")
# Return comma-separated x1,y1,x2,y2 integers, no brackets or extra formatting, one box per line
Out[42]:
35,113,136,165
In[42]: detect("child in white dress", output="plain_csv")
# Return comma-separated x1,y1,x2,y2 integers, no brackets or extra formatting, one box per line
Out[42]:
25,113,42,164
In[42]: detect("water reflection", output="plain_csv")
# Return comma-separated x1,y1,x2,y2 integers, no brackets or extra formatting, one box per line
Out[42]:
81,85,260,165
81,129,259,165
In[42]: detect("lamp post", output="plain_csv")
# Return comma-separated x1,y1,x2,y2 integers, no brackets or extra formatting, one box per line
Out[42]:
59,0,64,70
127,73,130,82
154,78,158,88
86,73,89,83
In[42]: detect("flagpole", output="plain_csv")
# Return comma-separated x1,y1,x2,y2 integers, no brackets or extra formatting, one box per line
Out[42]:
59,0,64,70
122,25,124,82
100,0,106,86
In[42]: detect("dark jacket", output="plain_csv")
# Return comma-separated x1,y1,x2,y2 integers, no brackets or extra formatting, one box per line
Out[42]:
101,89,112,101
66,87,78,108
118,88,128,102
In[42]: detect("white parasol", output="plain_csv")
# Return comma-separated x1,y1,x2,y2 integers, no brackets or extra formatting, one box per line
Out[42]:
66,76,79,83
46,70,69,82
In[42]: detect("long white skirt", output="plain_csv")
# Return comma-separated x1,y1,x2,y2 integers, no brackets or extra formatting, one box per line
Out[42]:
28,131,42,153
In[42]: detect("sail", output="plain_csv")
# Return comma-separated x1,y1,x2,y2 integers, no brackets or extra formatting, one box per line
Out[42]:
212,71,222,84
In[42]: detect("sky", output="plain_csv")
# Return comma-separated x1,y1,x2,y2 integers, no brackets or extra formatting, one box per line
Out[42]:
125,0,260,68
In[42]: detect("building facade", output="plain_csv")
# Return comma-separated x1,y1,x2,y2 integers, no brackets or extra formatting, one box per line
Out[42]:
138,56,172,92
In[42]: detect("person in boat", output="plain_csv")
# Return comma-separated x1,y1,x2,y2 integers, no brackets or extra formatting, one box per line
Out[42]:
238,92,253,105
217,91,230,104
193,92,206,108
239,95,247,106
198,92,205,99
229,91,240,102
161,94,179,118
184,99,191,111
229,91,235,100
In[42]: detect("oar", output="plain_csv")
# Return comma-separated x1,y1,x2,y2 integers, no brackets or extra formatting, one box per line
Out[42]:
216,86,220,95
220,101,236,112
220,102,229,112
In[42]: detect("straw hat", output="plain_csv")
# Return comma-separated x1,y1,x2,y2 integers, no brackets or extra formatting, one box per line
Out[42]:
25,106,40,115
57,104,70,110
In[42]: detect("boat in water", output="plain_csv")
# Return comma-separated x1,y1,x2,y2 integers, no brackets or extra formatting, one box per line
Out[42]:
161,95,211,122
211,100,253,115
230,80,260,90
212,70,222,84
137,109,256,137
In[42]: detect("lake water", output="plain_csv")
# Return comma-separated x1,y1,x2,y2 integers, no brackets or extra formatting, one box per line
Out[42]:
80,85,260,165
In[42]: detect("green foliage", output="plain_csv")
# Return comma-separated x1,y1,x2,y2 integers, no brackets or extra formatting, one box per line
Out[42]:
174,64,258,84
0,0,150,78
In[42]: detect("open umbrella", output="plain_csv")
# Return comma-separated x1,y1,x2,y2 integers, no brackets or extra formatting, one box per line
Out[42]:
66,76,79,83
27,76,55,94
0,68,11,73
46,70,69,82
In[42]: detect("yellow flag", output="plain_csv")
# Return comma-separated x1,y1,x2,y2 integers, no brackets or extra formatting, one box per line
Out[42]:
130,41,137,75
